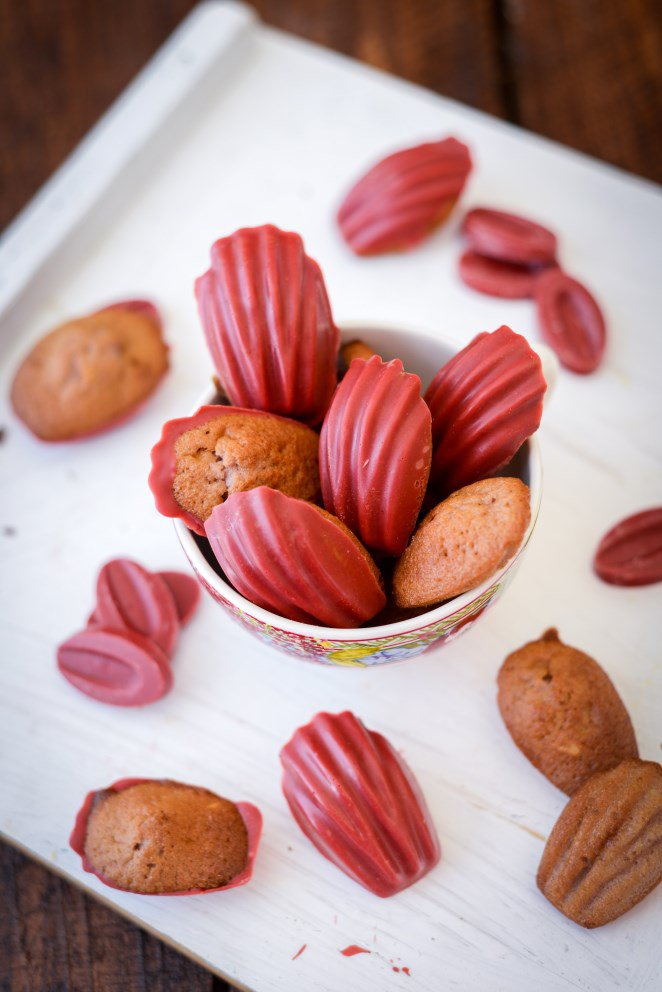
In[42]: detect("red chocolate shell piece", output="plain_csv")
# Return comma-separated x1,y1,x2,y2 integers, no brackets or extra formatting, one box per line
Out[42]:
195,225,340,424
534,268,606,374
57,628,172,706
337,137,472,255
320,356,432,556
205,487,386,627
70,778,262,895
425,325,546,495
463,208,557,265
96,558,179,656
157,571,201,623
593,509,662,587
459,250,546,299
280,711,440,897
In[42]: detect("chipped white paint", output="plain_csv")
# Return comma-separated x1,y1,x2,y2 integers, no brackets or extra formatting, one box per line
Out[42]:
0,4,660,991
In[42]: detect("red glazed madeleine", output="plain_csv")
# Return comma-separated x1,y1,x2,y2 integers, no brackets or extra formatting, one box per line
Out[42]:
195,225,340,424
280,711,440,897
337,137,472,255
205,487,386,627
157,571,201,624
425,326,546,495
458,250,547,299
593,509,662,586
320,356,432,556
463,207,557,265
70,778,262,895
96,559,179,656
534,268,606,374
148,404,320,536
57,628,172,706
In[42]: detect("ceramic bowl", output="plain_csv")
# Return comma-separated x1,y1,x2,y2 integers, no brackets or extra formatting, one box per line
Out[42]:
175,323,545,667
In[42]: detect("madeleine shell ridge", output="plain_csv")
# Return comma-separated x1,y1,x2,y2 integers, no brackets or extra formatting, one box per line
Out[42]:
195,225,340,423
537,759,662,928
320,356,432,556
280,711,440,897
424,325,546,495
204,487,386,628
337,137,472,255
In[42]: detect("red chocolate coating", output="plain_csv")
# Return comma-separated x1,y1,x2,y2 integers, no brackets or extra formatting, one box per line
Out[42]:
280,711,441,897
195,225,339,424
425,326,546,495
157,571,201,624
96,558,179,656
463,208,557,265
534,267,606,374
337,137,472,255
320,356,431,556
70,778,262,895
458,250,546,299
205,487,386,627
57,628,172,706
593,509,662,586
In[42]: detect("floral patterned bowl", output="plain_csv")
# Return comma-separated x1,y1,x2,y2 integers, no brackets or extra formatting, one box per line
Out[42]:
174,323,545,667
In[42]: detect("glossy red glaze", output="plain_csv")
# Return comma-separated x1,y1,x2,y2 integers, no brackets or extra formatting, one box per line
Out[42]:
157,571,201,624
534,268,606,374
96,558,179,656
593,509,662,586
205,487,386,627
425,325,546,495
463,208,557,264
280,711,440,897
337,137,472,255
69,778,262,895
458,250,546,299
195,225,339,424
57,628,172,706
148,403,315,536
320,356,431,555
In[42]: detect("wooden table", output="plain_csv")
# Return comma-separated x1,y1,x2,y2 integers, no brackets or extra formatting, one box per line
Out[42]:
1,2,660,989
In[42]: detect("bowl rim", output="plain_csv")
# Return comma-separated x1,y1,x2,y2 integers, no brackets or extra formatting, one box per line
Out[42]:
174,320,543,641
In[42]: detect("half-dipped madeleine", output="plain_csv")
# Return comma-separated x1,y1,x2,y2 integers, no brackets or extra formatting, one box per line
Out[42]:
205,487,386,627
320,356,432,556
195,225,340,424
280,711,440,896
393,477,530,608
70,778,262,895
337,137,472,255
149,405,320,536
425,326,545,496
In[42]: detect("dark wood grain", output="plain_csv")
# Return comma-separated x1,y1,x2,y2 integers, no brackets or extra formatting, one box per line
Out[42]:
1,1,660,990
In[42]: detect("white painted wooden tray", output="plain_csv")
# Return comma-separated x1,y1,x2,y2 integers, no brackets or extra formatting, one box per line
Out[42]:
1,3,660,990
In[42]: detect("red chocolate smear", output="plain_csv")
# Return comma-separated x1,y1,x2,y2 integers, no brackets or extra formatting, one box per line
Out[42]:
280,711,440,897
205,488,385,627
593,508,662,586
535,267,606,374
463,207,557,265
195,225,339,424
340,945,371,957
292,944,307,961
320,356,431,556
338,137,472,255
425,325,546,495
403,967,411,976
